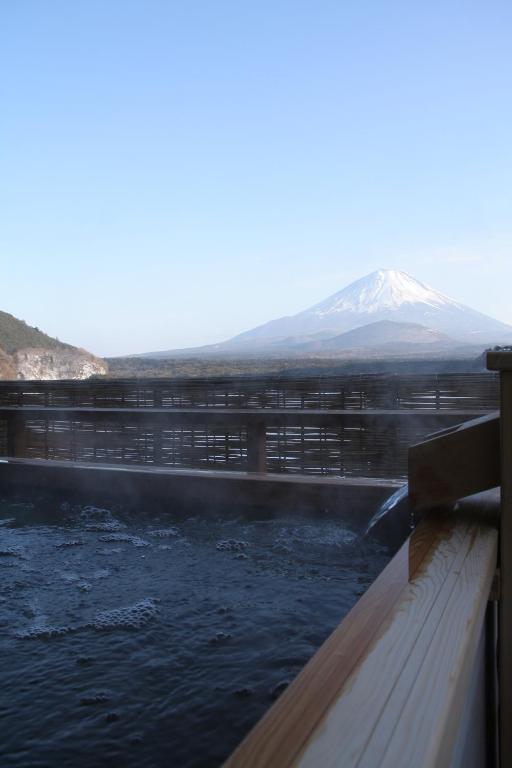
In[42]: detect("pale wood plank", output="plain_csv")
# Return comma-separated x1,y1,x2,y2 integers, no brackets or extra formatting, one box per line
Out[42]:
295,522,472,768
498,370,512,766
223,516,454,768
376,526,497,768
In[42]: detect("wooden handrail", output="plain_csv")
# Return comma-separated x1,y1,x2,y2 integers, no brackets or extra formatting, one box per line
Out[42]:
0,406,491,423
224,513,498,767
487,351,512,766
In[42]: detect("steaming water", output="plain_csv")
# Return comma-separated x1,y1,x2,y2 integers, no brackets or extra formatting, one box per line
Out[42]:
0,495,390,768
363,484,410,538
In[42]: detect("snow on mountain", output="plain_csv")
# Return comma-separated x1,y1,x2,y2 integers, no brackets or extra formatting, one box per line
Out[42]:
226,270,512,348
310,270,459,317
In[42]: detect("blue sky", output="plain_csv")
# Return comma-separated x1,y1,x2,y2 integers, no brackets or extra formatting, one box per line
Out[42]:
1,1,511,356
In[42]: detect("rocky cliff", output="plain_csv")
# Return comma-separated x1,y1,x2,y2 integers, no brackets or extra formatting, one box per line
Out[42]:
12,347,107,380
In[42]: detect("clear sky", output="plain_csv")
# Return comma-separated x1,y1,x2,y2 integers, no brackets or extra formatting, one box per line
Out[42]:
1,1,511,356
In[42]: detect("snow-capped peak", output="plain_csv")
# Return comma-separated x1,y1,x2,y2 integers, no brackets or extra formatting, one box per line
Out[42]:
309,269,460,317
224,267,512,348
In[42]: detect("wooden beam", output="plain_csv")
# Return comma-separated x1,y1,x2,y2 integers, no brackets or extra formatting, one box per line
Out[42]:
246,418,267,473
488,351,512,767
0,406,490,429
408,411,500,511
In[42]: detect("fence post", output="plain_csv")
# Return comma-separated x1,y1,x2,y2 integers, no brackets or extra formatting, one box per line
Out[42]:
6,413,24,457
487,350,512,767
247,418,266,473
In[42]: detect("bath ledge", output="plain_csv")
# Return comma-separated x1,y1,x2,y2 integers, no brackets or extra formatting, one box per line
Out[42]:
225,513,498,768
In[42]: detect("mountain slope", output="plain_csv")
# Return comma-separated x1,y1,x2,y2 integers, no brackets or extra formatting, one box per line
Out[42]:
226,269,512,348
0,310,70,355
296,320,456,353
0,310,107,380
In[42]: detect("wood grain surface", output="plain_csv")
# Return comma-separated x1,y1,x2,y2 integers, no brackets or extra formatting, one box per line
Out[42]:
224,516,497,768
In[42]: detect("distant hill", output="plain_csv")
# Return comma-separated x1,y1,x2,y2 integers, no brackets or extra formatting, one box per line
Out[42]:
0,310,107,380
107,351,489,379
294,320,456,354
0,310,70,355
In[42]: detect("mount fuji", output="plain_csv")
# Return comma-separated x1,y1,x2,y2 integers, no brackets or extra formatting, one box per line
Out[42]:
134,270,512,359
219,269,512,352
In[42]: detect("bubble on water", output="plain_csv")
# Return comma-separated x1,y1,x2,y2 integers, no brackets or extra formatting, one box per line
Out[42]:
85,520,126,532
91,598,159,631
16,624,74,640
277,525,357,548
216,540,249,552
55,540,85,549
149,528,179,538
234,553,248,560
98,534,149,548
78,506,125,532
79,691,111,706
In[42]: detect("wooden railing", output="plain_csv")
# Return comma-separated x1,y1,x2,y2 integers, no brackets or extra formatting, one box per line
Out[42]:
0,372,499,410
0,406,490,479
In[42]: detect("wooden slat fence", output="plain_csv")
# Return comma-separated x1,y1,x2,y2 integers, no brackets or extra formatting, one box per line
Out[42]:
0,372,498,481
0,372,498,411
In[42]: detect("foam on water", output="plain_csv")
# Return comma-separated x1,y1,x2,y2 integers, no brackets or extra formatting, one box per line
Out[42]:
91,598,160,631
216,539,250,552
149,527,180,538
55,539,85,548
16,598,160,637
16,624,75,640
98,533,150,547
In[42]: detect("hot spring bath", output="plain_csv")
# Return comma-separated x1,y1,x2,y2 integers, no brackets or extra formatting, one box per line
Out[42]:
0,462,398,768
0,477,392,767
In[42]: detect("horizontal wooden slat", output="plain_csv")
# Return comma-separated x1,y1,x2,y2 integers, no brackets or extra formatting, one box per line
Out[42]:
0,373,499,411
0,406,490,426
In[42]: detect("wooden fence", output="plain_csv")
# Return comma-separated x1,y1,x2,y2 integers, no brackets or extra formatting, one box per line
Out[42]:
0,372,498,410
0,373,498,480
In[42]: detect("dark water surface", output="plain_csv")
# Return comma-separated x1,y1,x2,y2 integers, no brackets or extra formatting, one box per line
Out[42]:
0,494,390,768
